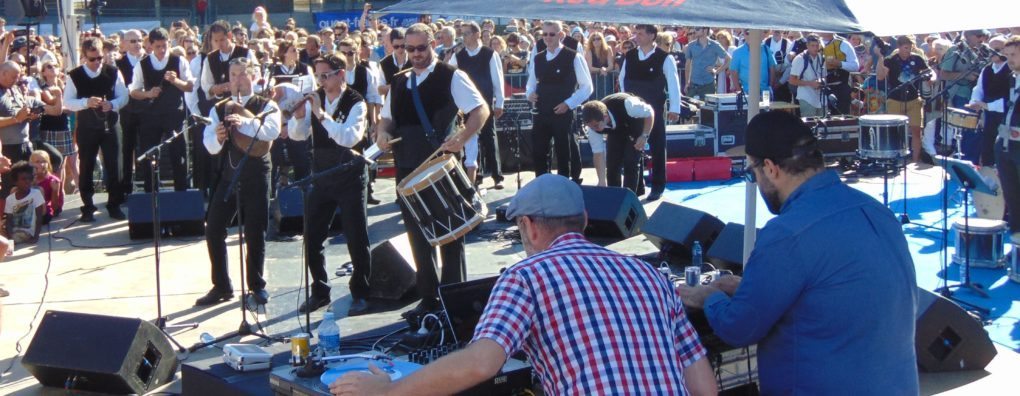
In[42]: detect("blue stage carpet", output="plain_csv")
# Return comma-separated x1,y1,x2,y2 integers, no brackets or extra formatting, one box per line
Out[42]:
658,165,1020,352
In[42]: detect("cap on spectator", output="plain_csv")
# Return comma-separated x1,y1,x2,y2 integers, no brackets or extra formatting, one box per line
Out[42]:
605,35,617,42
570,26,583,38
11,37,27,50
506,174,585,221
927,33,940,40
745,111,816,161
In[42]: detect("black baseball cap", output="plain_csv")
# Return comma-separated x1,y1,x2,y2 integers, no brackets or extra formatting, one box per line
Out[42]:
745,111,816,161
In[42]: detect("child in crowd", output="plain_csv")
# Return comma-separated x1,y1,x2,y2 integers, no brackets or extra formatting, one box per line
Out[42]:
3,162,45,244
30,151,62,224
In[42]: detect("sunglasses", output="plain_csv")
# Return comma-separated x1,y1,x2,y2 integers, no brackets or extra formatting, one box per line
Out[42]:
340,51,355,56
542,32,559,37
406,44,430,53
86,56,103,62
315,69,340,80
392,44,405,49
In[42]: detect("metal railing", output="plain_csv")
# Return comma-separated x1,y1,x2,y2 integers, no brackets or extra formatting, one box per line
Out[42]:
503,70,621,102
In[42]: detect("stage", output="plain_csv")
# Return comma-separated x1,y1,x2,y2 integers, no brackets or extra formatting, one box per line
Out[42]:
1,163,1020,395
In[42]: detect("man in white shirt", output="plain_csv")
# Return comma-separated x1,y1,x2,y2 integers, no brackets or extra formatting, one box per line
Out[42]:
789,34,826,118
819,32,860,115
526,20,593,183
450,22,506,188
581,93,654,191
967,35,1011,166
128,28,194,193
115,30,146,198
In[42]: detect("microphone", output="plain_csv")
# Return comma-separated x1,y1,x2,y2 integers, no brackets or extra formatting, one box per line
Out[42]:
192,114,214,125
254,107,278,119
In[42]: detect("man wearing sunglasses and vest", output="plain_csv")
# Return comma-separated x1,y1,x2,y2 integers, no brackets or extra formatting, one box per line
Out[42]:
374,23,489,322
287,54,375,316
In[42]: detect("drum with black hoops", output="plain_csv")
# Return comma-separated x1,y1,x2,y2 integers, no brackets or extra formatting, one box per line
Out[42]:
858,114,910,159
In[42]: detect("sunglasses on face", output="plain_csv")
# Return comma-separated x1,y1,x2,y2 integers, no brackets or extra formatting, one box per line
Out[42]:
542,32,559,37
743,162,760,183
87,56,103,62
316,69,340,80
406,44,430,53
392,44,405,49
340,50,355,56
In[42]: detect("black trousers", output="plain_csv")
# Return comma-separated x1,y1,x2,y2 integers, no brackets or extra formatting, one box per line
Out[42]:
830,83,852,116
647,102,667,192
77,125,125,210
138,113,188,192
270,137,311,191
532,111,576,178
396,167,466,301
475,111,503,182
205,152,271,293
189,123,215,197
980,112,1005,167
0,142,32,198
119,110,142,195
606,133,642,192
305,162,372,299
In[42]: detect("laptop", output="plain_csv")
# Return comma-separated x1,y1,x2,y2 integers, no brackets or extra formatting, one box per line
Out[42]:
438,276,499,344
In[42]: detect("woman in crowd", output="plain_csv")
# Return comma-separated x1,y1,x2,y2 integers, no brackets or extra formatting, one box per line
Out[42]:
585,31,616,98
36,61,74,195
714,29,737,93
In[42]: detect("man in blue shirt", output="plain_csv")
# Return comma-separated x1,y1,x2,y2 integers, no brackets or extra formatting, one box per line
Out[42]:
678,111,919,395
727,42,777,95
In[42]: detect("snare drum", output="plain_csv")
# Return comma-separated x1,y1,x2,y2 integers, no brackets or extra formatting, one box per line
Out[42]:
1010,245,1020,283
397,154,487,246
952,218,1007,268
859,114,910,159
946,107,981,130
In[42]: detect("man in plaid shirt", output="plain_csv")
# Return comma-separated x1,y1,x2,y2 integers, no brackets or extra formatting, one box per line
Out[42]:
332,174,716,395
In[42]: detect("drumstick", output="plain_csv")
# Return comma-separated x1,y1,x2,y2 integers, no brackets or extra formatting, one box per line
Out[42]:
387,137,402,144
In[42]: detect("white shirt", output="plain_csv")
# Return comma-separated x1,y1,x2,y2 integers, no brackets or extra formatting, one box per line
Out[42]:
128,53,194,92
202,94,281,154
380,60,486,120
199,46,259,95
63,64,130,112
617,44,682,114
524,46,594,109
346,64,383,105
791,52,824,108
185,55,204,116
287,89,368,148
587,96,654,154
448,44,506,109
768,37,790,67
972,62,1009,113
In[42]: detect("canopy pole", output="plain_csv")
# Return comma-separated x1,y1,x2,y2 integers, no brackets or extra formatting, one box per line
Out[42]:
743,29,763,265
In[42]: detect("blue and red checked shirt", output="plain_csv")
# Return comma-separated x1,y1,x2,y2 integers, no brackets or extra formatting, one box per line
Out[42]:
472,233,706,395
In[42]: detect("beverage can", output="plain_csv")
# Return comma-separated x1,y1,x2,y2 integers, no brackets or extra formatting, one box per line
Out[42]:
291,333,310,366
685,266,702,287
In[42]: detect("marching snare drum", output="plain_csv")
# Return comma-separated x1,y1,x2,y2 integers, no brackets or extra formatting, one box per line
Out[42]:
858,114,910,159
952,218,1007,268
397,154,487,246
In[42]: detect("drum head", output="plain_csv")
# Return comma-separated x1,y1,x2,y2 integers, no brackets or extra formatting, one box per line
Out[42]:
397,155,459,196
948,107,978,117
860,114,908,125
952,218,1007,232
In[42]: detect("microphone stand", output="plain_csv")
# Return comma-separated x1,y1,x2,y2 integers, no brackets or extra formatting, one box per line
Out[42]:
136,122,197,354
189,104,277,352
883,70,937,228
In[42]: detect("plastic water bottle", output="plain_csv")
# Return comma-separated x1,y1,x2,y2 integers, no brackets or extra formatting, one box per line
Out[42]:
658,261,671,278
199,332,216,350
686,242,703,287
316,312,341,357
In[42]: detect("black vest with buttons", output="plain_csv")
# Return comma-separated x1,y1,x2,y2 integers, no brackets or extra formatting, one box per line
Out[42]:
310,87,365,173
982,64,1011,106
455,46,495,102
69,64,120,130
116,55,145,114
623,47,668,104
599,93,645,139
534,47,578,113
390,63,459,168
141,54,184,115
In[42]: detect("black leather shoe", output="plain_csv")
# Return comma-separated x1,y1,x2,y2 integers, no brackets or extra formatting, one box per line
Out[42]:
250,289,270,305
79,211,95,223
299,294,331,313
366,195,382,205
108,206,126,220
492,181,504,190
195,289,234,306
646,191,662,201
348,298,373,316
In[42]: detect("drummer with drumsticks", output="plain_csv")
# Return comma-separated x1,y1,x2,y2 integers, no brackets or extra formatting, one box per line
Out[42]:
878,36,935,164
374,23,490,322
194,57,281,307
286,54,375,316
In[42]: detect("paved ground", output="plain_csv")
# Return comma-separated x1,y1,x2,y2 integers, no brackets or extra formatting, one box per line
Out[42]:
0,165,1017,395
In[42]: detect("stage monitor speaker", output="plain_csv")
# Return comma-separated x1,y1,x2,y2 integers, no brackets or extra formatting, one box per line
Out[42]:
367,233,417,300
580,186,646,241
706,223,757,275
642,202,724,259
4,0,45,20
126,189,205,239
915,288,997,372
21,310,179,395
277,187,342,234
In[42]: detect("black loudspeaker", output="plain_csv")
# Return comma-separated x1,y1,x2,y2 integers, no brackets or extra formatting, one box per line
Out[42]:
915,288,997,372
367,233,418,300
706,223,757,275
4,0,46,20
580,186,647,241
277,187,342,234
126,190,205,239
642,202,725,259
21,311,179,394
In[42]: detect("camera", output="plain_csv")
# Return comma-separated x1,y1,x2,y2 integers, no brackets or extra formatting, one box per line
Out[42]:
30,105,45,115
